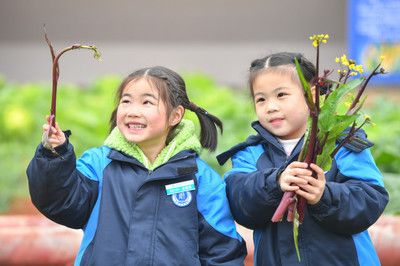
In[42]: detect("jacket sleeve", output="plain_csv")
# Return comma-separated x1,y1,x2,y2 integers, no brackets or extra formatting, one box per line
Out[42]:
26,141,100,229
308,147,389,235
224,146,284,229
195,158,247,266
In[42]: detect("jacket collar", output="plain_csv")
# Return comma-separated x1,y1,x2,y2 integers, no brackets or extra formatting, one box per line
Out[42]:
251,121,304,161
251,121,285,152
104,119,201,170
108,148,198,182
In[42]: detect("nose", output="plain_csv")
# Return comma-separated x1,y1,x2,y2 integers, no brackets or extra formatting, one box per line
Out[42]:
266,99,279,113
126,104,142,117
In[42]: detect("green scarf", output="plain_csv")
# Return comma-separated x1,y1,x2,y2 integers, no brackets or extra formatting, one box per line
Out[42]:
104,119,202,170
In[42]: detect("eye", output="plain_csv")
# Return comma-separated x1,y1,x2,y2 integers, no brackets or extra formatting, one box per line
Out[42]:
120,98,131,104
277,92,288,98
143,100,155,105
255,97,265,103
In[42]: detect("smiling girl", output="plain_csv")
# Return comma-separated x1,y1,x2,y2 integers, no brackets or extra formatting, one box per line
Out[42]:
27,66,247,265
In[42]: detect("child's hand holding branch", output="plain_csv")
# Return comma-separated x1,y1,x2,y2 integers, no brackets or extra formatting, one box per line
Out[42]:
41,116,66,155
295,163,326,205
279,162,326,205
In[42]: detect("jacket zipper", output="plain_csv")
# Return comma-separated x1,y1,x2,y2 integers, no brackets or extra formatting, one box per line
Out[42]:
148,185,161,266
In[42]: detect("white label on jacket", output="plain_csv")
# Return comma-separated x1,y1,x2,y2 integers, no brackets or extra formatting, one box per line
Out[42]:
165,180,195,195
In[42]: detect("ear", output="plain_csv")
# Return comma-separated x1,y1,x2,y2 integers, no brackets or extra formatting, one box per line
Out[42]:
310,85,316,96
310,85,317,101
169,105,185,127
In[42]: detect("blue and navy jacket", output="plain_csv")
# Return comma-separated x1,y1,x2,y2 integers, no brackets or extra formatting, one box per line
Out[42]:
27,141,247,266
217,121,388,266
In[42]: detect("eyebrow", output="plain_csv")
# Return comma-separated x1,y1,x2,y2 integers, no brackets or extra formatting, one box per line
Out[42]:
121,93,158,100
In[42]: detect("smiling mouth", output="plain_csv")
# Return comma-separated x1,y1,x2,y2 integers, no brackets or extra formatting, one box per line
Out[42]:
269,118,283,123
268,118,285,126
127,123,146,129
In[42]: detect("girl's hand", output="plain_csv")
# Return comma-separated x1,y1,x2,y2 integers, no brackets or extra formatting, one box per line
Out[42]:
42,116,66,149
295,163,326,205
278,161,310,192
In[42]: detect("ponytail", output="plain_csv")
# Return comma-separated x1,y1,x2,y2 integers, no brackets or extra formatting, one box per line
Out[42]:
186,102,223,152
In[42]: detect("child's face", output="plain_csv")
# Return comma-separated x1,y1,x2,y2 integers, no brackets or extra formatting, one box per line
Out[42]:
116,78,176,151
252,71,309,140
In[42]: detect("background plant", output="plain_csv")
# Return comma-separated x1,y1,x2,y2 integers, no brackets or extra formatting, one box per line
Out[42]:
0,74,398,214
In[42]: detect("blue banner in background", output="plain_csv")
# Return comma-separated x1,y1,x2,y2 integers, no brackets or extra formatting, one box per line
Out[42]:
348,0,400,85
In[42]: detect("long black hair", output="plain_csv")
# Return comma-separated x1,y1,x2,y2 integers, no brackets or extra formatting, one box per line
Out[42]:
109,66,223,151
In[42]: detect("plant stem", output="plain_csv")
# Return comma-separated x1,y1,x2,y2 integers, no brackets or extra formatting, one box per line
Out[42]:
347,63,381,113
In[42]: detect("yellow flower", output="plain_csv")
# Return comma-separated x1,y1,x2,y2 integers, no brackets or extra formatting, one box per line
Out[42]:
340,55,349,66
335,57,340,63
355,65,364,74
309,33,329,47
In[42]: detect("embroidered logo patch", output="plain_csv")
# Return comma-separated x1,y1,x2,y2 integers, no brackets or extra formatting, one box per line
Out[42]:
172,191,192,207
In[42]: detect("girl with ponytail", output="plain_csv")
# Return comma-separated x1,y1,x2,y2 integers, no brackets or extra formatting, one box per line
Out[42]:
27,66,246,265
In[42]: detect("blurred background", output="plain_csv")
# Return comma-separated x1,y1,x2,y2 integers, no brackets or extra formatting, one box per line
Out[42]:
0,0,399,265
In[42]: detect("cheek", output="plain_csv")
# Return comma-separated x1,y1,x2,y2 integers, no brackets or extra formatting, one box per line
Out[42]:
115,107,124,122
254,104,265,118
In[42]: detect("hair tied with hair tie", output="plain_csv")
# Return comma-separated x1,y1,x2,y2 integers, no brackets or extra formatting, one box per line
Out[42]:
199,107,208,115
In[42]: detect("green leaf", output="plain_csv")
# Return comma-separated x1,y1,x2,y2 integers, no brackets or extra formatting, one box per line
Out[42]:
316,113,358,170
328,114,359,140
293,205,301,262
319,78,363,132
294,58,313,107
316,139,336,170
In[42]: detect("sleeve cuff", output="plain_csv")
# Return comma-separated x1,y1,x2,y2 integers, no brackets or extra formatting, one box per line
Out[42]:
264,167,284,200
39,130,71,158
308,185,331,216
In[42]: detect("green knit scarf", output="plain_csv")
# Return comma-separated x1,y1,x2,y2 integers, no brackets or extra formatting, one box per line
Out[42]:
104,119,202,170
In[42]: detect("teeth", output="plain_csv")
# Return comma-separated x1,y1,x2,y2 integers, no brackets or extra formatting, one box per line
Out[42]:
129,124,145,129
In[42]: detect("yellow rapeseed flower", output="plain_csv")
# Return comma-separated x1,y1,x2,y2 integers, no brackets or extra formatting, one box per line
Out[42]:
309,33,329,47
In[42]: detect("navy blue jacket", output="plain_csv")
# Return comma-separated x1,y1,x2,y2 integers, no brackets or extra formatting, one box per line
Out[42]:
27,140,246,266
217,121,388,266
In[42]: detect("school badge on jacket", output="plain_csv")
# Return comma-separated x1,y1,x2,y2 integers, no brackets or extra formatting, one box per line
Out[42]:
165,180,195,207
172,191,192,207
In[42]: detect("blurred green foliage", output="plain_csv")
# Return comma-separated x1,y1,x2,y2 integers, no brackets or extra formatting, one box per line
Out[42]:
364,98,400,174
0,73,399,214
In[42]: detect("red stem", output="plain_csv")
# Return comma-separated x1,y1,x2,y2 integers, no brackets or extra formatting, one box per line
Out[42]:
347,63,381,112
50,46,79,127
271,191,295,222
